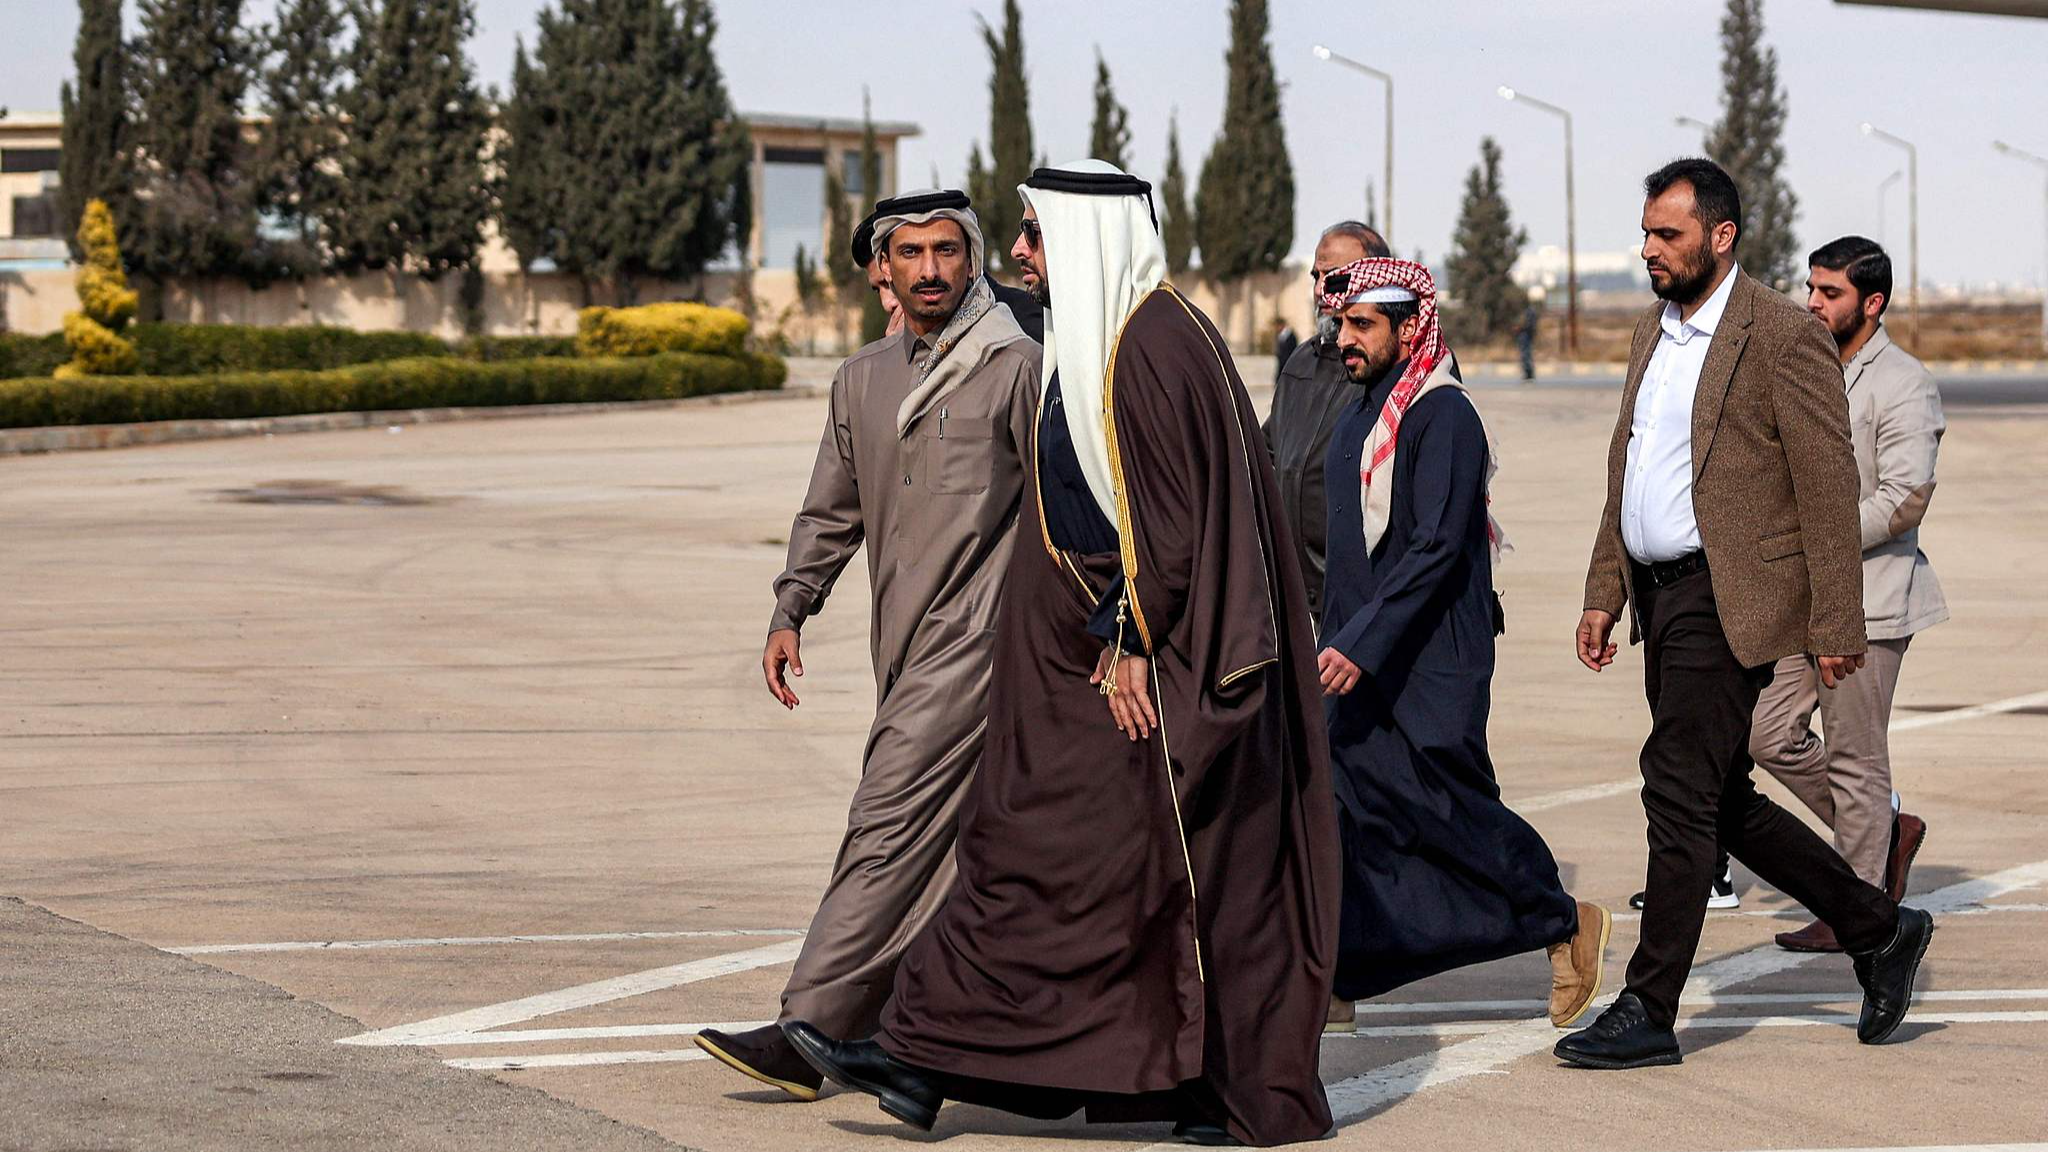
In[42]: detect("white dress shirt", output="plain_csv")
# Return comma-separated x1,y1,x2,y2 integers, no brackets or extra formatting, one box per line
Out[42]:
1621,265,1740,564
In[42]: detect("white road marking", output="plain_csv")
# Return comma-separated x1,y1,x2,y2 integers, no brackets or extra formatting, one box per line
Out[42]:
1503,686,2048,819
337,938,804,1047
444,1049,710,1071
1891,689,2048,732
1611,902,2048,924
414,1020,773,1047
1510,778,1639,813
1141,859,2048,1148
170,927,805,956
1353,986,2048,1017
1338,1009,2048,1040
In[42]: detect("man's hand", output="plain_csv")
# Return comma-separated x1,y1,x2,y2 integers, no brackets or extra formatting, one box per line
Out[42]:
763,628,803,709
1576,609,1618,672
1089,646,1158,741
1318,648,1362,697
1817,652,1866,689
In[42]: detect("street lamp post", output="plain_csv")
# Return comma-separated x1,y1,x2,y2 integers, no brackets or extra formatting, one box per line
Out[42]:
1313,45,1393,243
1862,123,1919,342
1993,140,2048,353
1877,169,1904,248
1501,85,1577,357
1675,114,1715,148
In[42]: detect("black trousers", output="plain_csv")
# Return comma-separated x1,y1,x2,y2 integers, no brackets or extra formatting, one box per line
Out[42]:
1623,565,1898,1029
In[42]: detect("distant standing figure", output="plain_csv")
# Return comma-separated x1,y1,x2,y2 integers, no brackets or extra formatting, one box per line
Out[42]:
1515,298,1540,381
1273,317,1299,381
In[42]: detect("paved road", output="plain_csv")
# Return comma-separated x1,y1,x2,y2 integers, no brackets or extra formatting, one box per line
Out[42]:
3,384,2046,1151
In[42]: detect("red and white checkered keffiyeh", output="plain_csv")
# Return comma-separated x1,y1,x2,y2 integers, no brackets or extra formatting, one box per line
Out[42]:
1318,257,1507,565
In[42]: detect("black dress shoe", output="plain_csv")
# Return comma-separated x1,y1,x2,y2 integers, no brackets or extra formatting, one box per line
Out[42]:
1853,905,1934,1044
782,1020,943,1131
1172,1120,1243,1146
692,1024,822,1101
1553,991,1682,1069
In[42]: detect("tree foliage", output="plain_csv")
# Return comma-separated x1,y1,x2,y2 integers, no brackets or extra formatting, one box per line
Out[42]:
127,0,260,284
1445,137,1528,344
1706,0,1799,288
977,0,1032,277
58,0,130,253
59,199,141,377
1088,51,1130,170
255,0,349,276
1158,113,1194,277
1194,0,1292,283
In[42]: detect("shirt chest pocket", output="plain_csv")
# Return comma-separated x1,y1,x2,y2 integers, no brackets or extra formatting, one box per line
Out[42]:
925,416,996,495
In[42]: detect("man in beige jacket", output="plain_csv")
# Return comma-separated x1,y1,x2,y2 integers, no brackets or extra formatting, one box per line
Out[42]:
1750,236,1946,953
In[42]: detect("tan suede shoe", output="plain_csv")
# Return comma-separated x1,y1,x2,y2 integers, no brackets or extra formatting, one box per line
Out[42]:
1325,995,1356,1033
1547,900,1611,1028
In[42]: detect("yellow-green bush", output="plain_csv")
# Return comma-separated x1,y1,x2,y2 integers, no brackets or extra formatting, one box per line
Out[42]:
0,350,787,429
576,301,749,359
58,199,139,378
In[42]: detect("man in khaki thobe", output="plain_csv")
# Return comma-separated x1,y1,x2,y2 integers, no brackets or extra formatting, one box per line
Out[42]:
695,190,1039,1098
1750,236,1946,953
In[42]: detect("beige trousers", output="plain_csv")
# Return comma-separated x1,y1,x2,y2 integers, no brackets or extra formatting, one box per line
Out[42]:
1747,637,1911,887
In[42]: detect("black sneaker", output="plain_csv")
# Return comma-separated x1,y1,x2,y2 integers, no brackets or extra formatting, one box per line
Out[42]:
1630,860,1739,911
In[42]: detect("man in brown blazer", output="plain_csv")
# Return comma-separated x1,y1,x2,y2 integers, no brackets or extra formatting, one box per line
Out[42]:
1554,159,1932,1070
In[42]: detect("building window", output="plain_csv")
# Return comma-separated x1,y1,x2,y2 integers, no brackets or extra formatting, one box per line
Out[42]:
1,148,62,174
760,150,826,271
842,150,864,198
10,193,60,238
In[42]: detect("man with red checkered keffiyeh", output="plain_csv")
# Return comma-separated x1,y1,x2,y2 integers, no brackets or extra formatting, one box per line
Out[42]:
1312,257,1613,1034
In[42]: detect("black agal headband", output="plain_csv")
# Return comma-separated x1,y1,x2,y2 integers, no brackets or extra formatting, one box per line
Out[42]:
851,189,974,266
1022,168,1158,231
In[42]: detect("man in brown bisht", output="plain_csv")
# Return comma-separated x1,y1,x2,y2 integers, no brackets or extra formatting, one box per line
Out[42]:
693,190,1039,1099
785,160,1340,1147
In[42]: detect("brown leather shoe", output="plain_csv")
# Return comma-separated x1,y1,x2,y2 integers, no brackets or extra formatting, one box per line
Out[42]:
1887,813,1927,903
1547,900,1610,1028
1774,918,1843,953
694,1023,822,1101
1326,995,1356,1033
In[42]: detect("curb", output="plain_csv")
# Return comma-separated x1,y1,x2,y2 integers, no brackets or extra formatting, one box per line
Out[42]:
0,383,829,457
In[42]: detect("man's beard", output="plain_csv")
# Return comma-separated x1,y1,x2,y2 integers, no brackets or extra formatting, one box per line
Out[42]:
1649,239,1718,304
1314,309,1339,345
1341,345,1396,384
1824,302,1866,346
1028,276,1050,307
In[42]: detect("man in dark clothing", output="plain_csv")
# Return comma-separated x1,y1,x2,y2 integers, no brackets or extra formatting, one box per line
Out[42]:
1313,256,1610,1034
1272,318,1299,381
1264,221,1391,621
855,192,1043,344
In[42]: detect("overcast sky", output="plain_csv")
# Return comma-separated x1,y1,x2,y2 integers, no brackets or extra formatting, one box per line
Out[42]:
5,0,2045,288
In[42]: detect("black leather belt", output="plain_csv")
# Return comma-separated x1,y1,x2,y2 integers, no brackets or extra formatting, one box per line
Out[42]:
1636,550,1708,588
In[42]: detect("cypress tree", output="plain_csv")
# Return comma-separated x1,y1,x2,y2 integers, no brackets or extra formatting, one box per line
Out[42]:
1158,113,1193,277
857,95,889,344
335,0,490,280
1194,0,1293,285
128,0,259,285
1444,137,1527,343
966,143,992,217
823,164,857,348
498,35,572,278
255,0,348,276
1088,50,1130,170
977,0,1031,277
1706,0,1799,289
58,0,130,252
669,0,751,294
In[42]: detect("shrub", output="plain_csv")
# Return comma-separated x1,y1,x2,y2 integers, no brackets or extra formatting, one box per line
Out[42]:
456,334,579,362
577,301,749,359
58,199,139,378
126,324,450,375
0,350,787,429
0,332,72,379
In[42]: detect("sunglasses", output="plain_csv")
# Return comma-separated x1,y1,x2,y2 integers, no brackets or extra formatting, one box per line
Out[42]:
1019,219,1042,250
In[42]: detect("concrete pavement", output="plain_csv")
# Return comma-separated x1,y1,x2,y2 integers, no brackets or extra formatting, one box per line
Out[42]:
3,379,2046,1150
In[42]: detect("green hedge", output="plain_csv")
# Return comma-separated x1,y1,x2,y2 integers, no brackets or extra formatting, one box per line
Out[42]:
456,334,579,361
0,332,71,379
0,350,787,429
2,324,450,378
